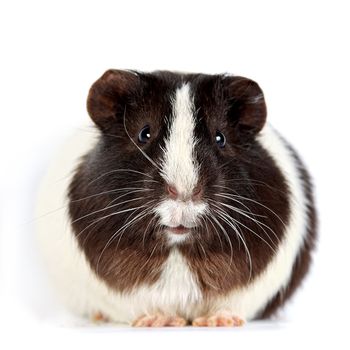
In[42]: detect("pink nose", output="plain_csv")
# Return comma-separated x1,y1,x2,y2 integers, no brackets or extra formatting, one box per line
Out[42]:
166,185,202,201
167,185,179,199
192,186,202,200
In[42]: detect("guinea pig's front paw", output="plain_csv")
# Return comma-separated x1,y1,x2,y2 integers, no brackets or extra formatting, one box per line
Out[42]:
192,313,245,327
91,311,109,323
132,314,187,327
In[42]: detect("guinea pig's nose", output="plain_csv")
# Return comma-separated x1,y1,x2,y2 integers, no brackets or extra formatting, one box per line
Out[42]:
166,184,202,201
167,185,179,199
192,185,202,201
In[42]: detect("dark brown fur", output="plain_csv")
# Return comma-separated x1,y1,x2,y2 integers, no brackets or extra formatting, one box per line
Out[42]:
68,70,316,318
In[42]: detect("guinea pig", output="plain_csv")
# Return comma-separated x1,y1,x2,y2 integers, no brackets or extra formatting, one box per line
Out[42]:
36,70,317,327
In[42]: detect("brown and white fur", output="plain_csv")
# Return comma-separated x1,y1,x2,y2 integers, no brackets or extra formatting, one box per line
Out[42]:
36,70,317,327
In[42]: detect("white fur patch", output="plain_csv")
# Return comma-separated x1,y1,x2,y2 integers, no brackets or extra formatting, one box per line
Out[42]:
154,198,207,245
212,124,310,320
166,231,190,244
160,83,198,197
155,199,207,228
156,83,208,244
136,249,202,313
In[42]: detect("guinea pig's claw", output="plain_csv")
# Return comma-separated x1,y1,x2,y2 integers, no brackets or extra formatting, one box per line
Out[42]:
192,314,244,327
132,314,187,327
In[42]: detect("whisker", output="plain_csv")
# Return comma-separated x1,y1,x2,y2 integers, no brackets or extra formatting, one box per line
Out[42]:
85,168,155,187
30,188,153,225
111,205,155,252
127,179,160,184
80,204,139,247
209,214,234,269
214,193,267,218
103,189,154,207
209,201,277,253
123,108,161,170
138,239,160,273
197,234,208,261
135,221,166,286
212,203,244,250
204,215,224,253
71,187,154,203
213,185,287,227
96,202,156,273
224,178,288,196
75,204,151,239
77,126,125,140
142,215,157,249
71,196,149,224
213,208,253,281
211,199,280,244
81,200,147,247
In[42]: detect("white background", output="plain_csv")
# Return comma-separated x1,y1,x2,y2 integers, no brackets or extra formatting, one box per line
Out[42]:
1,0,350,349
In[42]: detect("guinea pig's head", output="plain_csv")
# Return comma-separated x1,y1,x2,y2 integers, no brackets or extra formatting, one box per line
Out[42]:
69,70,289,289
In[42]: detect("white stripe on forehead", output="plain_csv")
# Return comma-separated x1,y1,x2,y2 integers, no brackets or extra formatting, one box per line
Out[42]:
160,83,199,196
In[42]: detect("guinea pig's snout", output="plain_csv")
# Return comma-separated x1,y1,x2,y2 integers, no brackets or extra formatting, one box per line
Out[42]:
166,184,203,201
155,184,208,244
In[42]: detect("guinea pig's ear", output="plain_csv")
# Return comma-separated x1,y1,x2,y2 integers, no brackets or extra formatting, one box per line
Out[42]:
87,69,140,131
225,76,267,135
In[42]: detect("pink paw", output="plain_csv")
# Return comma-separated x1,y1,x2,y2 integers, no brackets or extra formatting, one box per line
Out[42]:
91,311,109,323
192,314,244,327
132,314,187,327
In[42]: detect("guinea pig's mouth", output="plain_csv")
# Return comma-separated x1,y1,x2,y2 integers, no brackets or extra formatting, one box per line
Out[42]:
165,225,190,235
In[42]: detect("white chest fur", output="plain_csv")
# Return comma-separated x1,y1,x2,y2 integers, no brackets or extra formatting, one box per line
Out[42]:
94,249,203,323
81,248,203,323
95,249,203,323
136,249,202,312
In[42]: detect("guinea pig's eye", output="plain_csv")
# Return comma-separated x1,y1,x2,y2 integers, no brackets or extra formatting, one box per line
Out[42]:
215,131,226,148
138,125,151,144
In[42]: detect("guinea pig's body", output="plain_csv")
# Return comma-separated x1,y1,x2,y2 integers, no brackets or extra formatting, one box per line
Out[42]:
36,71,316,326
